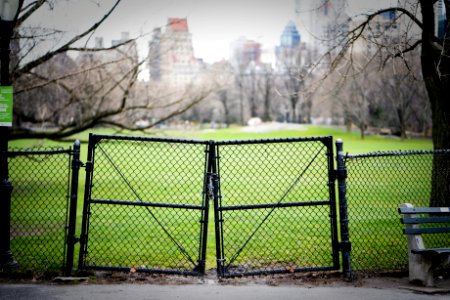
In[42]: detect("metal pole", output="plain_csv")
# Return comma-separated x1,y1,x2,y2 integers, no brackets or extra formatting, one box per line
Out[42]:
0,17,19,270
65,140,81,276
335,139,352,280
209,142,224,277
195,143,211,274
78,133,95,270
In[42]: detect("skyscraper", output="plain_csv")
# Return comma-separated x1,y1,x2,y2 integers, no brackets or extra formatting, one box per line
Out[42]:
276,20,304,72
148,18,199,88
280,20,301,49
230,37,262,71
435,0,447,39
295,0,348,53
149,28,162,81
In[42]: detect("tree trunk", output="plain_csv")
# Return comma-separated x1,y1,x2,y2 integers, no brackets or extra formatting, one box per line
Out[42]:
420,1,450,206
359,125,365,140
290,96,298,123
262,74,272,122
396,107,406,141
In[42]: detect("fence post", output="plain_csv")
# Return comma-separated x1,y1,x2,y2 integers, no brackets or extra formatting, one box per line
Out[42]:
65,140,81,276
335,139,352,280
210,141,224,277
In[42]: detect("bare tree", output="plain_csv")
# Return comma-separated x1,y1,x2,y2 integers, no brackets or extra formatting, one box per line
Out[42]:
350,69,370,139
281,66,302,123
378,55,429,139
9,0,216,140
275,42,315,124
260,64,274,122
315,0,449,205
211,61,235,127
243,62,259,119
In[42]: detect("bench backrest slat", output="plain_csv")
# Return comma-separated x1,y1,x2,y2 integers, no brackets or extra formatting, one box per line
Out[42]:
399,205,450,236
402,217,450,224
399,207,450,214
403,227,450,235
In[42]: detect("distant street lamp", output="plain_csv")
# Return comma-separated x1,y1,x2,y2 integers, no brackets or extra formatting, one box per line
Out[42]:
0,0,22,269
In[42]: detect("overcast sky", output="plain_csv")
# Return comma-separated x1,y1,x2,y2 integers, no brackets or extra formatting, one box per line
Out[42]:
26,0,395,78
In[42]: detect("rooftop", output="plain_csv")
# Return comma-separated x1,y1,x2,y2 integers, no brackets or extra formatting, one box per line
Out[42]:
168,18,189,32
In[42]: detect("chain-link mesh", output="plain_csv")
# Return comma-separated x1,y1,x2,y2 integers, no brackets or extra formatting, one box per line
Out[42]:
80,137,209,274
7,147,72,274
6,137,449,278
215,138,338,276
345,150,450,272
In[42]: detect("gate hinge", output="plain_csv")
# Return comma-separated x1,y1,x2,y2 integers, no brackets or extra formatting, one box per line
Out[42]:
67,235,80,245
206,172,217,200
71,158,82,170
84,161,93,172
193,260,205,272
339,241,352,252
333,168,347,180
79,234,87,245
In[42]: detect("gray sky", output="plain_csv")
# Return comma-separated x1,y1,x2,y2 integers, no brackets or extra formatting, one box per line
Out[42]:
26,0,394,77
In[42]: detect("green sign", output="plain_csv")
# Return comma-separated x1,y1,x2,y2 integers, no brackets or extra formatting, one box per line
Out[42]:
0,86,13,127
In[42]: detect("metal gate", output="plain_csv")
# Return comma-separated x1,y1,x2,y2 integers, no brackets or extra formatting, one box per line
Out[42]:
7,145,79,275
78,134,342,277
213,137,340,276
78,134,211,275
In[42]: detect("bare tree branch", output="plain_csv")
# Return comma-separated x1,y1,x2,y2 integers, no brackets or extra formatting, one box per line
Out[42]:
67,38,137,52
14,0,122,79
16,0,47,28
363,7,423,30
15,57,130,94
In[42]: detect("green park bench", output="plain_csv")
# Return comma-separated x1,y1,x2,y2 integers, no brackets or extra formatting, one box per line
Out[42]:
398,203,450,287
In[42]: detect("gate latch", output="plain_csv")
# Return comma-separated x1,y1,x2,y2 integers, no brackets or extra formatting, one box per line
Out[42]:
207,173,215,200
339,241,352,252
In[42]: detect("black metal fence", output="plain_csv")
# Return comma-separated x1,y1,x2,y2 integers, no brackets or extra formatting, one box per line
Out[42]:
7,144,79,274
2,134,449,278
344,148,450,272
78,134,346,277
79,135,211,275
214,137,340,277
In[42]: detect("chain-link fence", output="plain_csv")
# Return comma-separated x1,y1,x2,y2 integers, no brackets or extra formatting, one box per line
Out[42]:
3,135,450,278
79,135,343,277
215,137,340,276
344,149,450,273
79,135,210,275
7,147,74,274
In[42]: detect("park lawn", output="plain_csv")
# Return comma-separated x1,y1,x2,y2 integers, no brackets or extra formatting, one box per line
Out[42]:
9,124,433,152
7,125,435,273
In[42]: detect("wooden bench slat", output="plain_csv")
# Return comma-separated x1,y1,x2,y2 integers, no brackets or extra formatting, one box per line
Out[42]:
399,205,450,286
402,216,450,224
411,248,450,256
399,207,450,214
411,248,450,262
403,227,450,235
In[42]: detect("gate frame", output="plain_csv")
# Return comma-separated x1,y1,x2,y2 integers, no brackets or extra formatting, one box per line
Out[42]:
77,134,211,275
212,136,343,277
335,139,352,280
6,143,79,275
76,134,352,278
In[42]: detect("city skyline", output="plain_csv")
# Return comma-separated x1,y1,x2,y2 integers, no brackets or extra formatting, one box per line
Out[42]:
28,1,394,57
26,0,395,80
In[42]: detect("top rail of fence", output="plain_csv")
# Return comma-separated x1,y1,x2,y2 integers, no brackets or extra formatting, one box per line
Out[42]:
89,133,210,145
214,135,332,146
88,133,333,146
346,149,450,160
6,147,73,157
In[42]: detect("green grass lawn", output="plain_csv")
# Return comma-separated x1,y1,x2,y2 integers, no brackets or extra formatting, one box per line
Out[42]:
9,124,433,152
7,125,436,274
